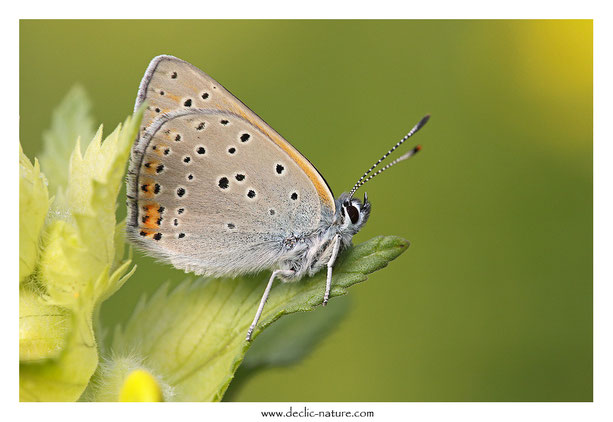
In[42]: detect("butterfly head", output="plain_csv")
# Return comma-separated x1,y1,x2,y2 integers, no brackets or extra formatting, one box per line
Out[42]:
337,192,371,235
334,115,430,236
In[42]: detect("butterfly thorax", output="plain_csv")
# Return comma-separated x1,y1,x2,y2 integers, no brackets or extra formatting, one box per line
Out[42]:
275,192,371,281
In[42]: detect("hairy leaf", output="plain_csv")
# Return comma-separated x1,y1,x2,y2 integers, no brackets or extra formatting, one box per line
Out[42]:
39,85,95,195
19,145,50,282
19,284,70,362
19,108,143,402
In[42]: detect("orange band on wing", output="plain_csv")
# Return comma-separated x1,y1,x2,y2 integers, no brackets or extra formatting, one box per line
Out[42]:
141,203,163,229
139,178,157,199
143,160,161,175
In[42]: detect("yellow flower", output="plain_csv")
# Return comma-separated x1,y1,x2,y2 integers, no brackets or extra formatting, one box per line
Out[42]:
119,369,163,402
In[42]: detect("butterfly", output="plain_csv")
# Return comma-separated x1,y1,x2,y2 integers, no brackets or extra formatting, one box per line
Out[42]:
126,55,429,340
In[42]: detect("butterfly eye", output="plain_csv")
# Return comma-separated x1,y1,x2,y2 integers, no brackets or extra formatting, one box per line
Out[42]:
346,205,359,225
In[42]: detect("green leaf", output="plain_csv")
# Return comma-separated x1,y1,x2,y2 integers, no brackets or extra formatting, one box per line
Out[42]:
19,145,50,282
242,295,350,370
19,286,98,401
19,107,143,402
223,295,351,401
112,220,129,274
107,236,409,402
40,109,142,310
39,85,95,195
19,283,70,362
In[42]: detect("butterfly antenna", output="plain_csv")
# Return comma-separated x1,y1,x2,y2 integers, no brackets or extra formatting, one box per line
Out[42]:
349,114,430,198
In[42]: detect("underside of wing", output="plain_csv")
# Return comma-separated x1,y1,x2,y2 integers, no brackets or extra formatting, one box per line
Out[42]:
127,109,331,276
134,55,336,213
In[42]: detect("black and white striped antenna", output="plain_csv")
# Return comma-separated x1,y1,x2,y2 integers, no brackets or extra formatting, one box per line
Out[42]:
348,114,430,198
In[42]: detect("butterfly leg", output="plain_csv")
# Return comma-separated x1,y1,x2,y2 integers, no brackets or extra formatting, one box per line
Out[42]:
323,234,342,306
246,269,295,341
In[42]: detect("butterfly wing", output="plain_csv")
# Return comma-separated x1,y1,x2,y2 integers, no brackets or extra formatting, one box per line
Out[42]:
127,56,338,276
134,55,335,211
127,107,333,276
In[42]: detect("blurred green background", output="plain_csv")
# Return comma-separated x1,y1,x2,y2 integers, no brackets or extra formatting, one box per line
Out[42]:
19,20,592,401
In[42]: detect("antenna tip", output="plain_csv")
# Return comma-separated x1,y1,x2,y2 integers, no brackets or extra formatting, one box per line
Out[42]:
416,145,422,152
414,114,431,132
